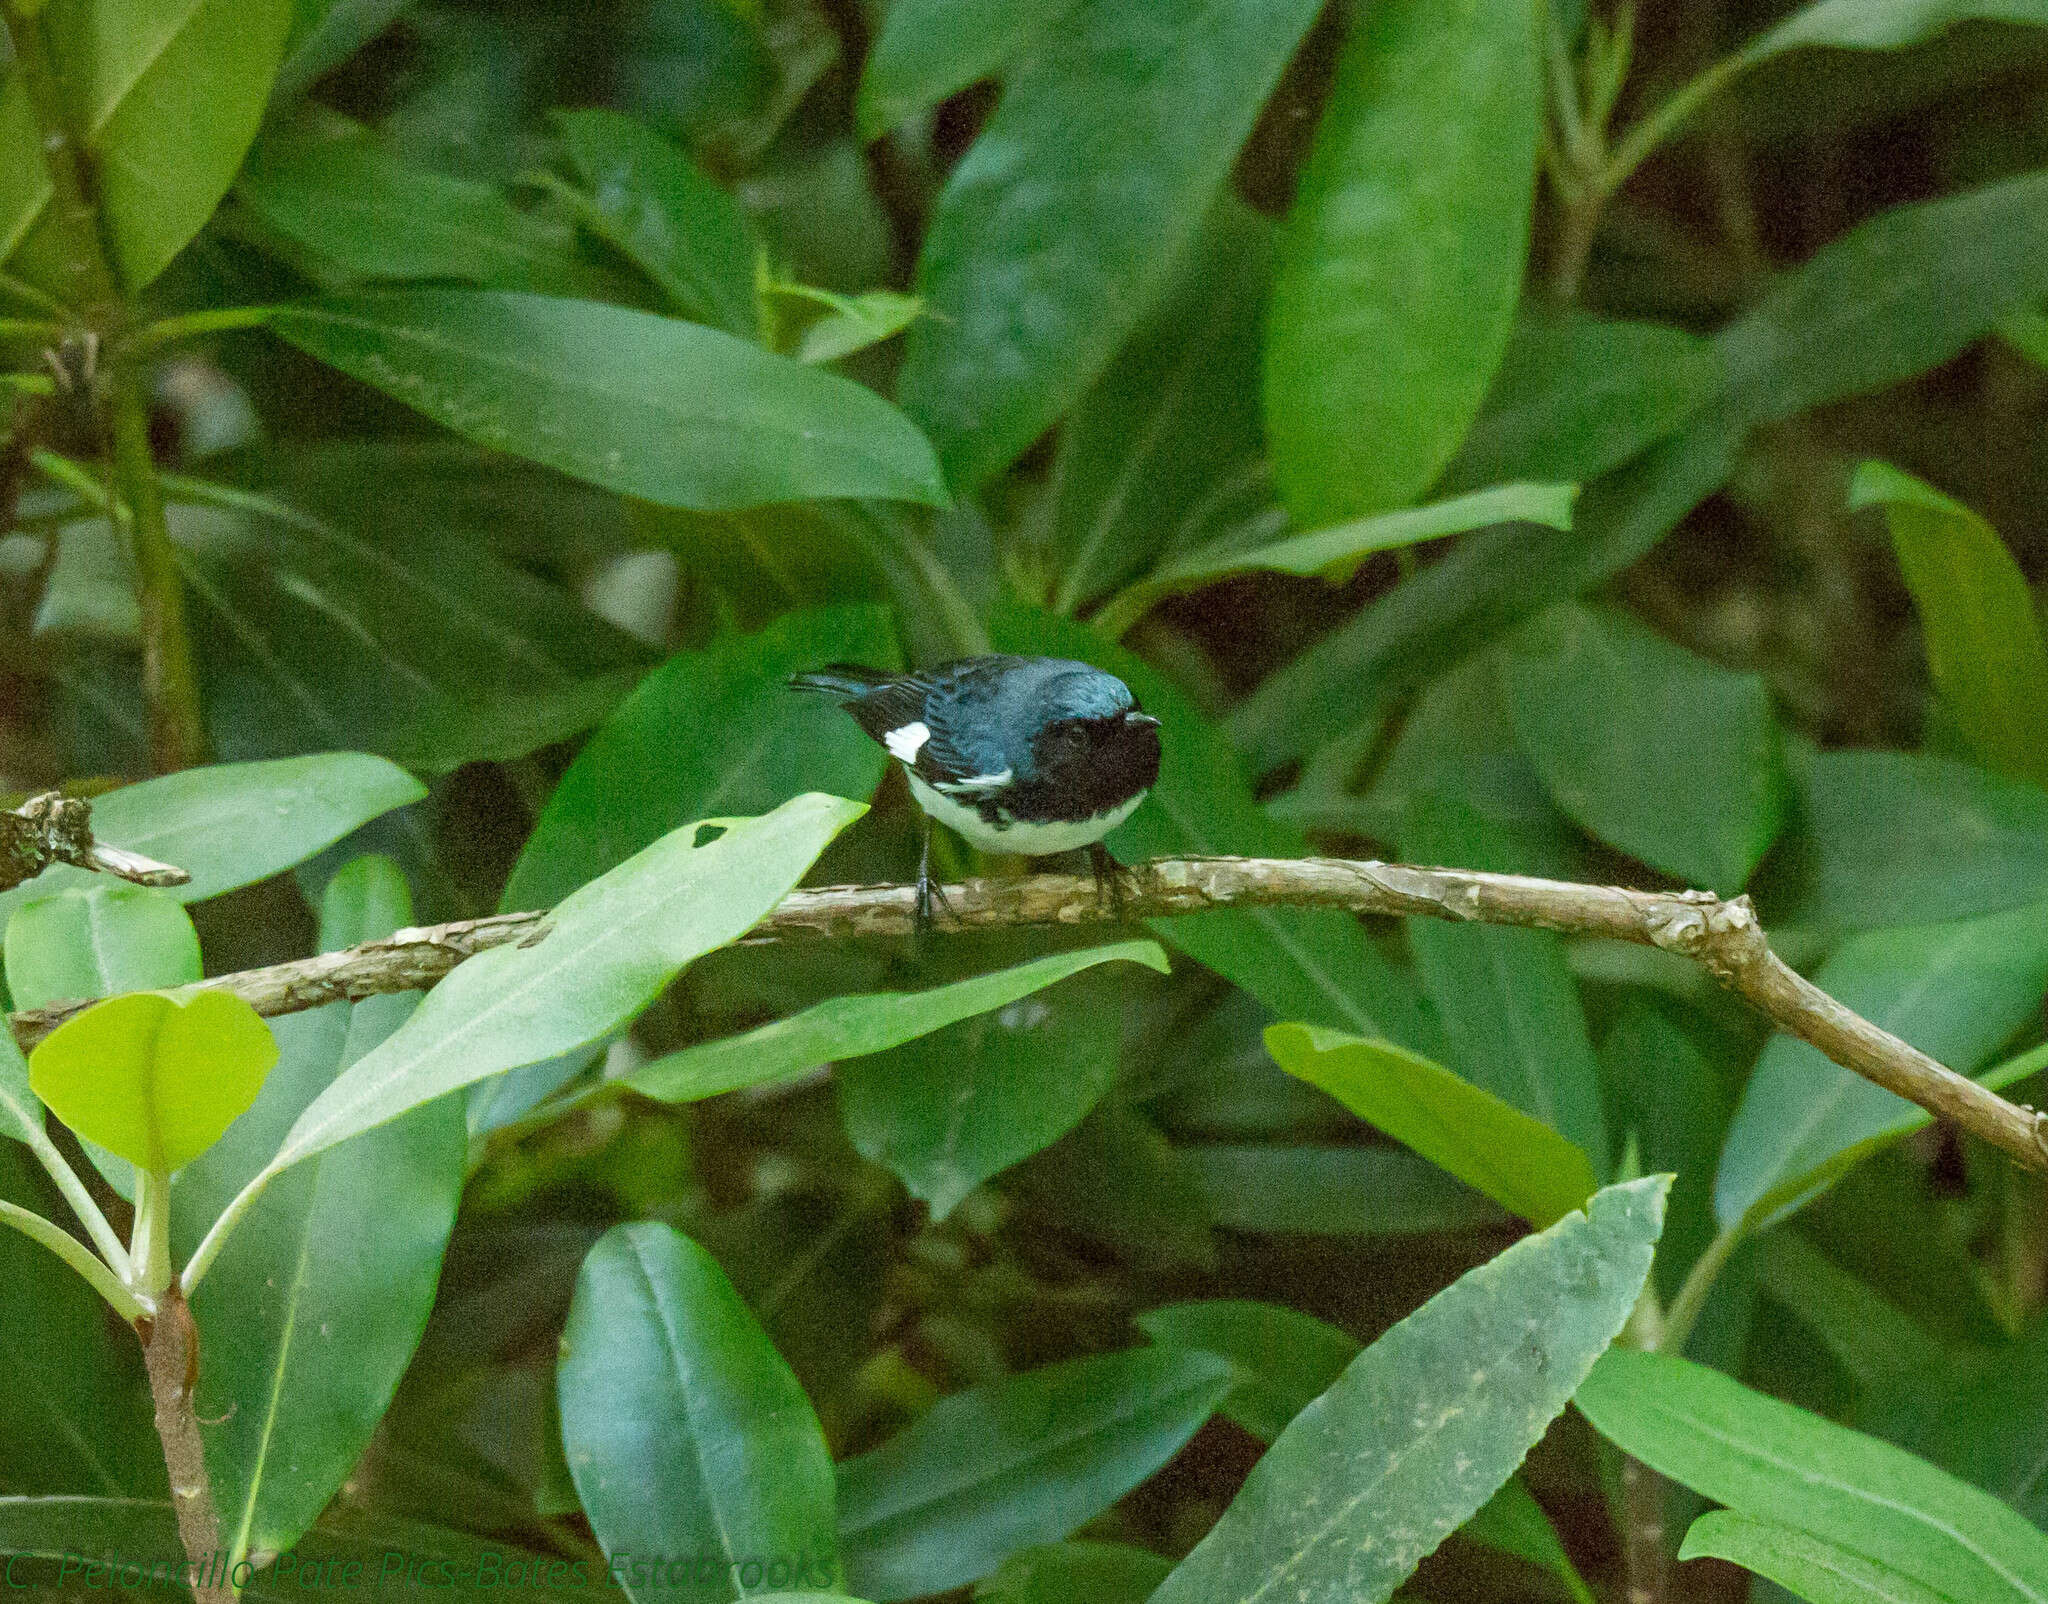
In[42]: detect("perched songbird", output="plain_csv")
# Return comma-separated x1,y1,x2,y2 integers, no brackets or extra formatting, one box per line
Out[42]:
791,654,1162,931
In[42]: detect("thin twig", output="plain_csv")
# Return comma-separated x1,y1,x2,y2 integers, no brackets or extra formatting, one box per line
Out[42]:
0,791,190,892
138,1288,231,1604
10,855,2048,1175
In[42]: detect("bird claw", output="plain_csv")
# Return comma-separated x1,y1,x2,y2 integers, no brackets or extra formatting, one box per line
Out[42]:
1088,843,1133,922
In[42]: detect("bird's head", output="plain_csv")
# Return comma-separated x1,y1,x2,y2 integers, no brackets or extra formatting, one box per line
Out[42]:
1026,669,1162,800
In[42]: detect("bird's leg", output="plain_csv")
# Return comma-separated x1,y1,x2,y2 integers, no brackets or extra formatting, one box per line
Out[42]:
915,817,958,943
1088,842,1132,922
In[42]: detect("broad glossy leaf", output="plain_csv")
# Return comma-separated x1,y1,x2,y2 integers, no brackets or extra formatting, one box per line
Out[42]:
560,1223,840,1604
267,291,948,511
504,605,894,911
1714,900,2048,1231
1442,311,1723,491
1503,602,1788,892
174,856,462,1568
991,605,1438,1049
238,118,602,292
1400,793,1608,1167
1744,0,2048,65
3,885,198,1011
1794,747,2048,927
629,941,1166,1103
555,107,757,335
837,1346,1231,1600
0,0,292,293
1577,1349,2048,1604
855,0,1081,139
1679,1511,1947,1604
1849,462,2048,789
898,0,1323,490
29,991,278,1173
1135,1300,1359,1443
1265,1023,1599,1228
1264,0,1539,524
168,493,648,770
0,754,424,928
1094,483,1576,638
976,1542,1168,1604
263,794,861,1174
1234,167,2048,773
837,959,1135,1219
1177,1143,1505,1236
1150,1177,1666,1604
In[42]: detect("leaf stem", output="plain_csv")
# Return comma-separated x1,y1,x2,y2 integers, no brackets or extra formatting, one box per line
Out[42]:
19,1117,132,1278
120,304,278,358
130,1165,173,1296
1657,1223,1743,1356
179,1164,274,1299
0,1198,145,1319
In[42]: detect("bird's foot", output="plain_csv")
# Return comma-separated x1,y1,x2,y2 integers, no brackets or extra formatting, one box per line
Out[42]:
915,823,959,948
1088,842,1135,922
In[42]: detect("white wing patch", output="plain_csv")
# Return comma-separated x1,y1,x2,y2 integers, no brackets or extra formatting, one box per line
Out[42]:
883,721,930,763
936,767,1013,796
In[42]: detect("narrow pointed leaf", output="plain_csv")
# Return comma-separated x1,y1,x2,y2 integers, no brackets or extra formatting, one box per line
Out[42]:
1680,1511,1948,1604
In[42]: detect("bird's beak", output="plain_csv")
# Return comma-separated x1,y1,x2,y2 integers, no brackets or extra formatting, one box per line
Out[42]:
1124,711,1160,728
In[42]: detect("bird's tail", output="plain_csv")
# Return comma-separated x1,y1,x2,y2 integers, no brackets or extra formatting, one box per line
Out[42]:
789,663,892,700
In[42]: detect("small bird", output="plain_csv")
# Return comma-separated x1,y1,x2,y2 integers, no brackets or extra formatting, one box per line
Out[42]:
791,654,1162,933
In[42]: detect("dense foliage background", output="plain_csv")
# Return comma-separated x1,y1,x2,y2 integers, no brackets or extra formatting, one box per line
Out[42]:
6,0,2048,1600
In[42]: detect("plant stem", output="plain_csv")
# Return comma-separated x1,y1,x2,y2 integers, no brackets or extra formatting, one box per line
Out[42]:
1657,1223,1743,1356
0,1198,144,1319
0,1,123,315
110,372,207,772
120,304,278,358
138,1285,232,1604
20,1116,132,1278
1620,1454,1670,1604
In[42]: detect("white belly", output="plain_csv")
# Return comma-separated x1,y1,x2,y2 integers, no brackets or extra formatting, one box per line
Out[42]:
906,773,1146,856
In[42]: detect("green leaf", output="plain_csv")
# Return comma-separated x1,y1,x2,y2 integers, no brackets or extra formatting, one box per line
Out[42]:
237,117,605,293
0,753,425,928
1679,1511,1949,1604
1503,602,1788,893
1713,900,2048,1231
1442,311,1723,491
259,793,862,1175
0,1030,44,1154
837,957,1141,1219
0,0,292,293
897,0,1323,491
1233,167,2048,774
1094,483,1577,639
976,1543,1168,1604
1135,1300,1359,1443
855,0,1081,140
1178,1143,1505,1237
266,291,948,511
1264,0,1539,525
1462,1479,1596,1604
1848,461,2048,790
1742,0,2048,66
989,604,1439,1050
1793,748,2048,928
554,107,758,335
173,856,463,1568
1264,1023,1600,1228
1400,793,1608,1168
4,885,198,1011
1007,1099,1217,1272
504,605,895,912
629,941,1167,1104
789,289,923,366
29,991,278,1173
1576,1348,2048,1604
1149,1177,1666,1604
560,1223,840,1604
837,1346,1232,1600
272,0,411,107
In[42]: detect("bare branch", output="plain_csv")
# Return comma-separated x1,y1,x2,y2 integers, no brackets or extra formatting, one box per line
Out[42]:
10,855,2046,1175
0,792,190,892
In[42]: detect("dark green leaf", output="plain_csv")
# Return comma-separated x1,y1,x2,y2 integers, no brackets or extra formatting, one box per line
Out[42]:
3,885,198,1011
272,0,411,107
1177,1143,1505,1236
0,0,292,293
29,991,278,1173
1849,461,2048,789
1793,748,2048,927
505,605,894,911
974,1542,1169,1604
856,0,1081,139
1743,0,2048,65
1005,1099,1217,1271
1714,900,2048,1230
1150,1178,1666,1604
898,0,1323,490
990,604,1439,1049
1577,1348,2048,1604
554,107,758,335
788,288,922,365
1678,1511,1948,1604
630,941,1166,1103
174,856,463,1567
1264,0,1539,523
1503,602,1788,892
267,291,948,511
1264,1023,1600,1228
1462,1479,1595,1604
560,1223,840,1604
1400,793,1608,1167
837,1346,1232,1600
1135,1299,1358,1442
